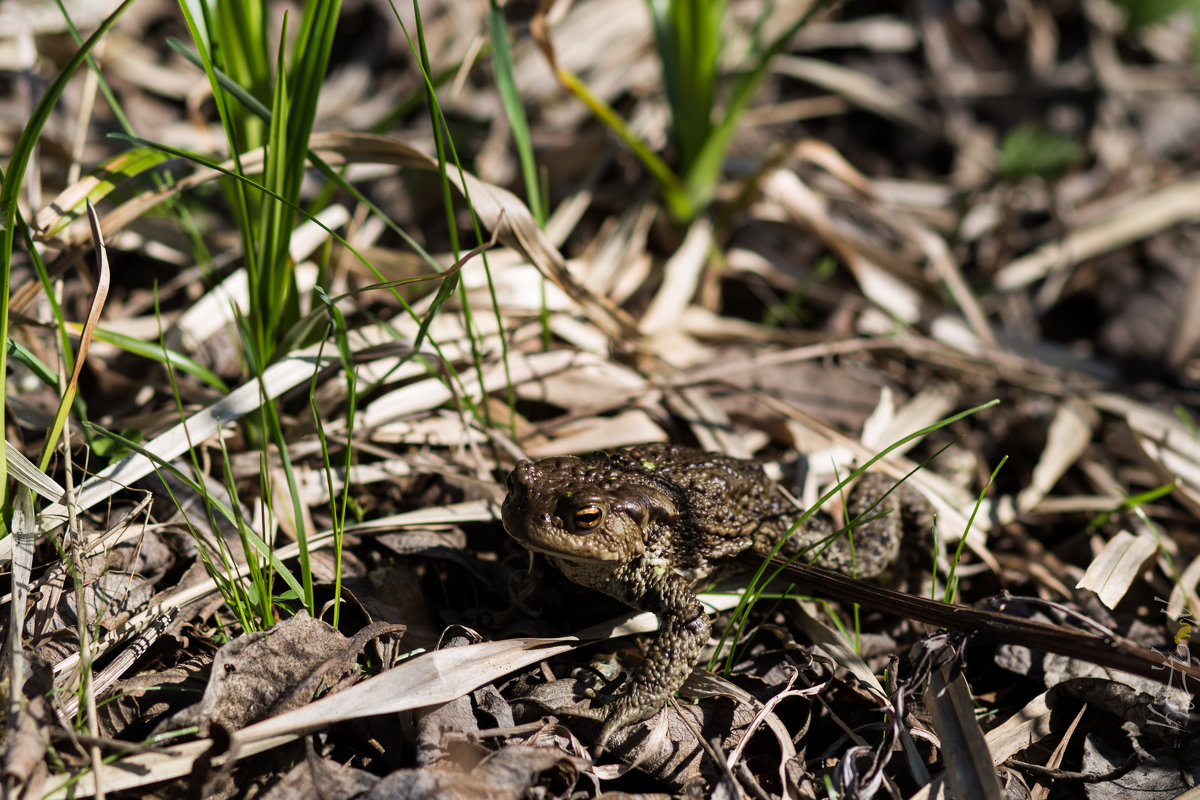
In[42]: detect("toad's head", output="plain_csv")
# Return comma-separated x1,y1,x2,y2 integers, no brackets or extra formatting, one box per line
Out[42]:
501,454,678,564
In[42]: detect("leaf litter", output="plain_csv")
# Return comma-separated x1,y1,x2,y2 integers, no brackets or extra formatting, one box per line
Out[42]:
3,0,1200,798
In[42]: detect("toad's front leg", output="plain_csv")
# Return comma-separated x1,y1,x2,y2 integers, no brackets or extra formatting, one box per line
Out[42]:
553,559,710,752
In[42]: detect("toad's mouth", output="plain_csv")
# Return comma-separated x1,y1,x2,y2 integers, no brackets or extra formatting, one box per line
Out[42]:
513,538,625,564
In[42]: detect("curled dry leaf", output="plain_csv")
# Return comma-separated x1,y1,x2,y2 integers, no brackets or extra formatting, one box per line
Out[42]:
1076,530,1160,610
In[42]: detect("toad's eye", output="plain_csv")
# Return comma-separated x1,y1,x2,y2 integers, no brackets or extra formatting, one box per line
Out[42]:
572,504,604,531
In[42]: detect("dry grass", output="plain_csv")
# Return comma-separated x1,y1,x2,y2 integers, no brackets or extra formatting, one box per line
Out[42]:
3,0,1200,798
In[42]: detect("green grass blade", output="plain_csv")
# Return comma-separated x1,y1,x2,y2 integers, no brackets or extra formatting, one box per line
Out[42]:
248,0,342,361
177,0,261,329
555,66,689,217
6,340,58,387
648,0,725,172
489,0,545,225
685,0,833,213
41,147,173,235
256,14,297,359
86,423,308,606
167,37,449,280
111,134,374,274
83,326,230,393
0,0,136,517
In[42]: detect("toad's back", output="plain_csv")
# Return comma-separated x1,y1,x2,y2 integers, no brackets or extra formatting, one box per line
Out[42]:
595,443,793,557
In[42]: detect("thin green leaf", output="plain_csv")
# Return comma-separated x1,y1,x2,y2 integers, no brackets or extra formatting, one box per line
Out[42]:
81,326,230,393
489,0,545,225
85,424,308,605
0,0,136,515
7,340,58,387
685,0,833,213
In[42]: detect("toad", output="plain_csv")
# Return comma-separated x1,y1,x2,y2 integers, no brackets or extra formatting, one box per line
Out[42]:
501,443,932,750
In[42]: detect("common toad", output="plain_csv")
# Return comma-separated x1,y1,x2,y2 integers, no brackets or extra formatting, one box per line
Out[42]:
501,443,932,750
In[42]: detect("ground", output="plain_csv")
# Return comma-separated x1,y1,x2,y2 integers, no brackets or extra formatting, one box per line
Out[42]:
2,0,1199,798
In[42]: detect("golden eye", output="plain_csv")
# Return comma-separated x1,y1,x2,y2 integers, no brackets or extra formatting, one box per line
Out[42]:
572,504,604,530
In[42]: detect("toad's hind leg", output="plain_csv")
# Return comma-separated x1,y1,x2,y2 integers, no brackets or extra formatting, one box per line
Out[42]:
791,473,934,579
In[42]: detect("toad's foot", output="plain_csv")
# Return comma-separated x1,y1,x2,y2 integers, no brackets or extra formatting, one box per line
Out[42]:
540,556,714,754
551,698,621,754
554,607,712,754
553,689,676,755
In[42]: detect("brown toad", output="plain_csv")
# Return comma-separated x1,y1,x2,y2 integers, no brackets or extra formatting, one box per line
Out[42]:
501,442,932,750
